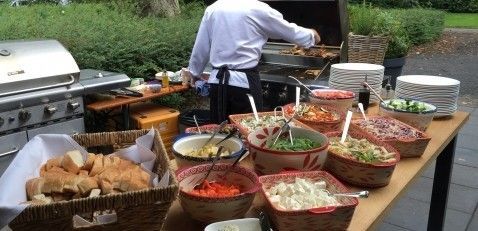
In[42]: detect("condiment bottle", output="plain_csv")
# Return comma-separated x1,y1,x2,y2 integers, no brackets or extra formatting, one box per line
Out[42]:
358,75,370,111
161,71,170,88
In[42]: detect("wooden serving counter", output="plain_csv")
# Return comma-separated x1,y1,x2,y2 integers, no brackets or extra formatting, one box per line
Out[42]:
163,107,469,231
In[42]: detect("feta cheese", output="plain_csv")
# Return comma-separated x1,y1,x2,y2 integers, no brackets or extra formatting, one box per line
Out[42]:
266,177,340,211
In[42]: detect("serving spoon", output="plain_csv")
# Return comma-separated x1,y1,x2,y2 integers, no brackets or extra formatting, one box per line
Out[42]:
327,190,369,198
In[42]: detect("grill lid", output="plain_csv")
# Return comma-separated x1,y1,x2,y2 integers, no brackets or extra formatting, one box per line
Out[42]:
0,40,80,97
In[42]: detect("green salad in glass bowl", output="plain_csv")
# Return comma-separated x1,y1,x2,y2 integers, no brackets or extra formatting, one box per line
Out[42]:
379,99,437,131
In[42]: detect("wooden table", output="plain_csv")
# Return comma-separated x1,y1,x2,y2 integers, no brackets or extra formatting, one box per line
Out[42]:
86,85,189,130
163,108,469,231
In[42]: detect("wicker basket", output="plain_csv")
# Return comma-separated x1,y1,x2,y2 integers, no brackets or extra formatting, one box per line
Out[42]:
348,33,389,65
9,129,178,231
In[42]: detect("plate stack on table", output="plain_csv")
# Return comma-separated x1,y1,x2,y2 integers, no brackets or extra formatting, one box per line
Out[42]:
328,63,384,104
395,75,460,117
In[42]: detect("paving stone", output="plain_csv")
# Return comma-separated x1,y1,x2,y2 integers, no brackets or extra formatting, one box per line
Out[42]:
455,147,478,168
450,164,478,189
422,160,436,178
457,134,478,152
384,197,472,231
405,177,478,214
467,209,478,231
458,106,476,113
459,123,477,136
384,197,429,231
376,222,411,231
444,209,472,231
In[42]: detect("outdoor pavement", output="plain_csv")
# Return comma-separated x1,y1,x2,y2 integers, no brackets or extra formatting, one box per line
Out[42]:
377,105,478,231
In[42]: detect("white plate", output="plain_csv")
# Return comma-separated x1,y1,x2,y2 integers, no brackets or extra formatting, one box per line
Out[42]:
331,63,385,71
204,218,262,231
397,75,460,86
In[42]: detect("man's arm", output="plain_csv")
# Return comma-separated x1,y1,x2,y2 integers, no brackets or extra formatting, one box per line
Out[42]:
188,14,211,78
252,7,320,48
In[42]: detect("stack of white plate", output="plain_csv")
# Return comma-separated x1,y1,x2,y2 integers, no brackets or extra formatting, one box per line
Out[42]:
396,75,460,116
329,63,384,103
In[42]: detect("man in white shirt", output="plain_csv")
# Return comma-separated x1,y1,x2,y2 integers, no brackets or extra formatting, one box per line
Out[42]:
186,0,320,123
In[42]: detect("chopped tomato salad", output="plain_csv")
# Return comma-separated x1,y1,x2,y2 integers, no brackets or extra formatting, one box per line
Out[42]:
312,90,354,99
190,180,241,197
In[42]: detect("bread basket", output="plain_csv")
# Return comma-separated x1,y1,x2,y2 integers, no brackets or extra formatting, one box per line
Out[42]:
9,129,178,231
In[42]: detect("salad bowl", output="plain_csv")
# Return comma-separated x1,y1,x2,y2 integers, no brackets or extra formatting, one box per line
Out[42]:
379,99,437,131
283,103,344,133
309,89,355,113
247,126,329,175
324,131,400,188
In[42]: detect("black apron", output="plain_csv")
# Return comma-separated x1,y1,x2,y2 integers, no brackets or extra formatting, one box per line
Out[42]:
210,65,263,123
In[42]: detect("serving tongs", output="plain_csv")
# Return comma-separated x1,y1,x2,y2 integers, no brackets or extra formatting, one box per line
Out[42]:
194,146,224,190
272,116,295,146
202,120,228,149
326,190,369,198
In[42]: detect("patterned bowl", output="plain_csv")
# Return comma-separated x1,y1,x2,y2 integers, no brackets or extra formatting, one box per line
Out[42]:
177,163,260,223
259,171,358,231
172,134,245,169
247,126,329,175
324,131,400,188
283,103,344,133
309,89,355,113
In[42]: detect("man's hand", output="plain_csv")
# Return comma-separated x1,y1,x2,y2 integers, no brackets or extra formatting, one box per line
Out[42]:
311,29,321,45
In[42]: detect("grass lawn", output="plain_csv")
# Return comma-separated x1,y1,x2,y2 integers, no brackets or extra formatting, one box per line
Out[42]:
445,13,478,28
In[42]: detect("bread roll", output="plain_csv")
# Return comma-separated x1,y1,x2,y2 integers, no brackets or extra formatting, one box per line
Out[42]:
26,178,44,200
89,154,104,176
83,153,96,171
42,172,64,194
32,194,53,204
78,177,99,195
46,156,63,170
52,193,71,202
48,166,68,174
99,179,113,194
62,150,84,174
63,174,84,193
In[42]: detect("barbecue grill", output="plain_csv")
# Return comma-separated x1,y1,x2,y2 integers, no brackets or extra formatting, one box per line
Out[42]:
259,0,349,109
0,40,130,176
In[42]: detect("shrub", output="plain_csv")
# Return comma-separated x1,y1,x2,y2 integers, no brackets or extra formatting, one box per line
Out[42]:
0,3,205,79
349,0,478,13
390,8,445,45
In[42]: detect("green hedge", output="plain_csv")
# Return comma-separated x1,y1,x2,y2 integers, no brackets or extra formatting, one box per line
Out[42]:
348,0,478,13
0,3,204,79
390,8,445,45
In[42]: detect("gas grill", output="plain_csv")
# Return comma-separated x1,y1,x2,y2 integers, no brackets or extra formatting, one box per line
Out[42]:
259,0,349,109
0,40,130,176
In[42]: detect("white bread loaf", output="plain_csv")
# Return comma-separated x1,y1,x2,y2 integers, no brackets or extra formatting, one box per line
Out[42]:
62,150,84,174
26,178,44,200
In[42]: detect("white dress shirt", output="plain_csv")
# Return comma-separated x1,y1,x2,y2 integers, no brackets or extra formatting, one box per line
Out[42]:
188,0,316,89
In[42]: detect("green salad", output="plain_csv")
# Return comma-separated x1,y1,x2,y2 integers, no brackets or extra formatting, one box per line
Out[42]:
385,99,429,113
269,137,320,151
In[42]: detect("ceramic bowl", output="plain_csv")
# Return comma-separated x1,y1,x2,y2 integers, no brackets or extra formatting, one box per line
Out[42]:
177,163,260,223
259,171,358,231
204,218,261,231
172,134,245,169
309,89,355,113
283,103,344,133
379,99,437,131
247,126,329,175
324,130,400,188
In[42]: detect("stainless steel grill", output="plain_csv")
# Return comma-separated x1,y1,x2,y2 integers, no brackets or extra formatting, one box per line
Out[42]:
0,40,130,176
259,0,349,109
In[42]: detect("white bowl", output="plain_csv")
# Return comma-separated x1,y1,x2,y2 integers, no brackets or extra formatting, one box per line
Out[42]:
204,218,261,231
173,134,245,169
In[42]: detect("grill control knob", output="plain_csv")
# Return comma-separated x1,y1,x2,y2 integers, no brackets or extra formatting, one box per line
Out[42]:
67,101,80,111
44,105,57,115
18,110,31,122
